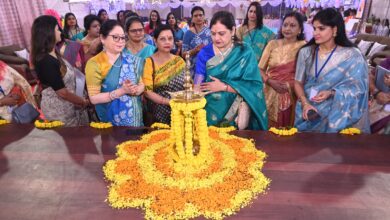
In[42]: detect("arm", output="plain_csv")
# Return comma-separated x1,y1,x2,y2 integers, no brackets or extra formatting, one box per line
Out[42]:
38,55,88,107
85,58,136,105
144,91,170,105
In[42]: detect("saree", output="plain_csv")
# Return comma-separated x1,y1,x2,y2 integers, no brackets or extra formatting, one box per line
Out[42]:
123,44,155,60
204,43,268,130
57,40,85,68
172,28,184,54
143,55,185,124
85,52,144,126
236,25,275,62
0,61,36,121
182,26,212,75
294,46,370,133
41,60,89,127
259,40,306,127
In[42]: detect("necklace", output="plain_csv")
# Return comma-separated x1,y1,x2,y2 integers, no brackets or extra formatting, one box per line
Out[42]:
214,43,233,63
127,42,144,54
318,45,337,57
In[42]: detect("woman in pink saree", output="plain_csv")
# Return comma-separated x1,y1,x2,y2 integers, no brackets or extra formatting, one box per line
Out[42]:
259,12,306,127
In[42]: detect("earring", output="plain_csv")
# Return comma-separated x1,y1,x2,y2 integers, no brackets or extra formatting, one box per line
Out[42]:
231,35,235,44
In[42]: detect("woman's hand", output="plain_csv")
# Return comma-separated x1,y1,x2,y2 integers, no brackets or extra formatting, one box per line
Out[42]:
123,80,144,96
0,94,19,107
267,79,288,93
312,90,334,103
377,92,390,105
200,76,226,92
302,102,318,121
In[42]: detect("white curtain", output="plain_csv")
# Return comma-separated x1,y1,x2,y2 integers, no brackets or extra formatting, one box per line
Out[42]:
0,0,47,48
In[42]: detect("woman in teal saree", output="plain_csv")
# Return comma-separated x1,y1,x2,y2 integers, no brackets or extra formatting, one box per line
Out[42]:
198,11,268,130
236,1,275,62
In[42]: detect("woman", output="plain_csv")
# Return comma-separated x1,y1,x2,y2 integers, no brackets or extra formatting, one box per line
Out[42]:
63,13,84,41
182,6,212,75
98,9,109,23
196,11,268,130
86,20,144,126
31,15,89,126
142,25,185,124
144,10,162,36
236,2,275,62
80,15,102,63
369,57,390,134
294,8,370,133
166,12,184,55
0,61,37,121
56,28,85,69
124,16,155,60
379,19,389,37
117,10,125,27
259,12,306,127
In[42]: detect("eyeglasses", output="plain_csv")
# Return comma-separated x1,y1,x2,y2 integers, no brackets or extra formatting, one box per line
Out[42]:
128,28,144,34
109,35,126,42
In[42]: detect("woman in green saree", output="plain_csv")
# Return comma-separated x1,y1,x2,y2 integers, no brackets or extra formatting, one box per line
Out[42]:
236,1,275,62
197,11,268,130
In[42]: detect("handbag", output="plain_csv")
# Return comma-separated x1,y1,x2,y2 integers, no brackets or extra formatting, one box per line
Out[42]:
224,95,251,130
12,102,40,124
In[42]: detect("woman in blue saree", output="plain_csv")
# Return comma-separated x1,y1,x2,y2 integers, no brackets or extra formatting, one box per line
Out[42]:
294,8,370,133
86,20,145,126
182,6,212,75
123,16,155,60
236,1,275,62
196,11,268,130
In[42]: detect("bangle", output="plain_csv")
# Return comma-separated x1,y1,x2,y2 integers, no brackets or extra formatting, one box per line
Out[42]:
109,90,118,101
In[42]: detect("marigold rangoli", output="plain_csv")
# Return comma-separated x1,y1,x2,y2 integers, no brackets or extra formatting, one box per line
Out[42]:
103,97,270,219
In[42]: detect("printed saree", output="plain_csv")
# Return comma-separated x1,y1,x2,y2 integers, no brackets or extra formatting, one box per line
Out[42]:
294,46,370,133
86,52,144,126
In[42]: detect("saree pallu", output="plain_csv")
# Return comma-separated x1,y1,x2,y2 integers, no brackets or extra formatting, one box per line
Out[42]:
237,25,275,62
205,44,268,130
86,52,144,126
57,40,85,69
294,47,370,133
143,56,185,124
264,61,296,127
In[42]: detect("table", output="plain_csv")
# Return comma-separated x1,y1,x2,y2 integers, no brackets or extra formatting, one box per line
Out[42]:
0,124,389,220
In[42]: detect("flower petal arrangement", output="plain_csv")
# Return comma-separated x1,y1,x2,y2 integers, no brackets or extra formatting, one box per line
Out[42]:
0,119,10,125
339,127,361,135
90,122,113,129
103,98,270,220
269,127,298,136
34,120,64,129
